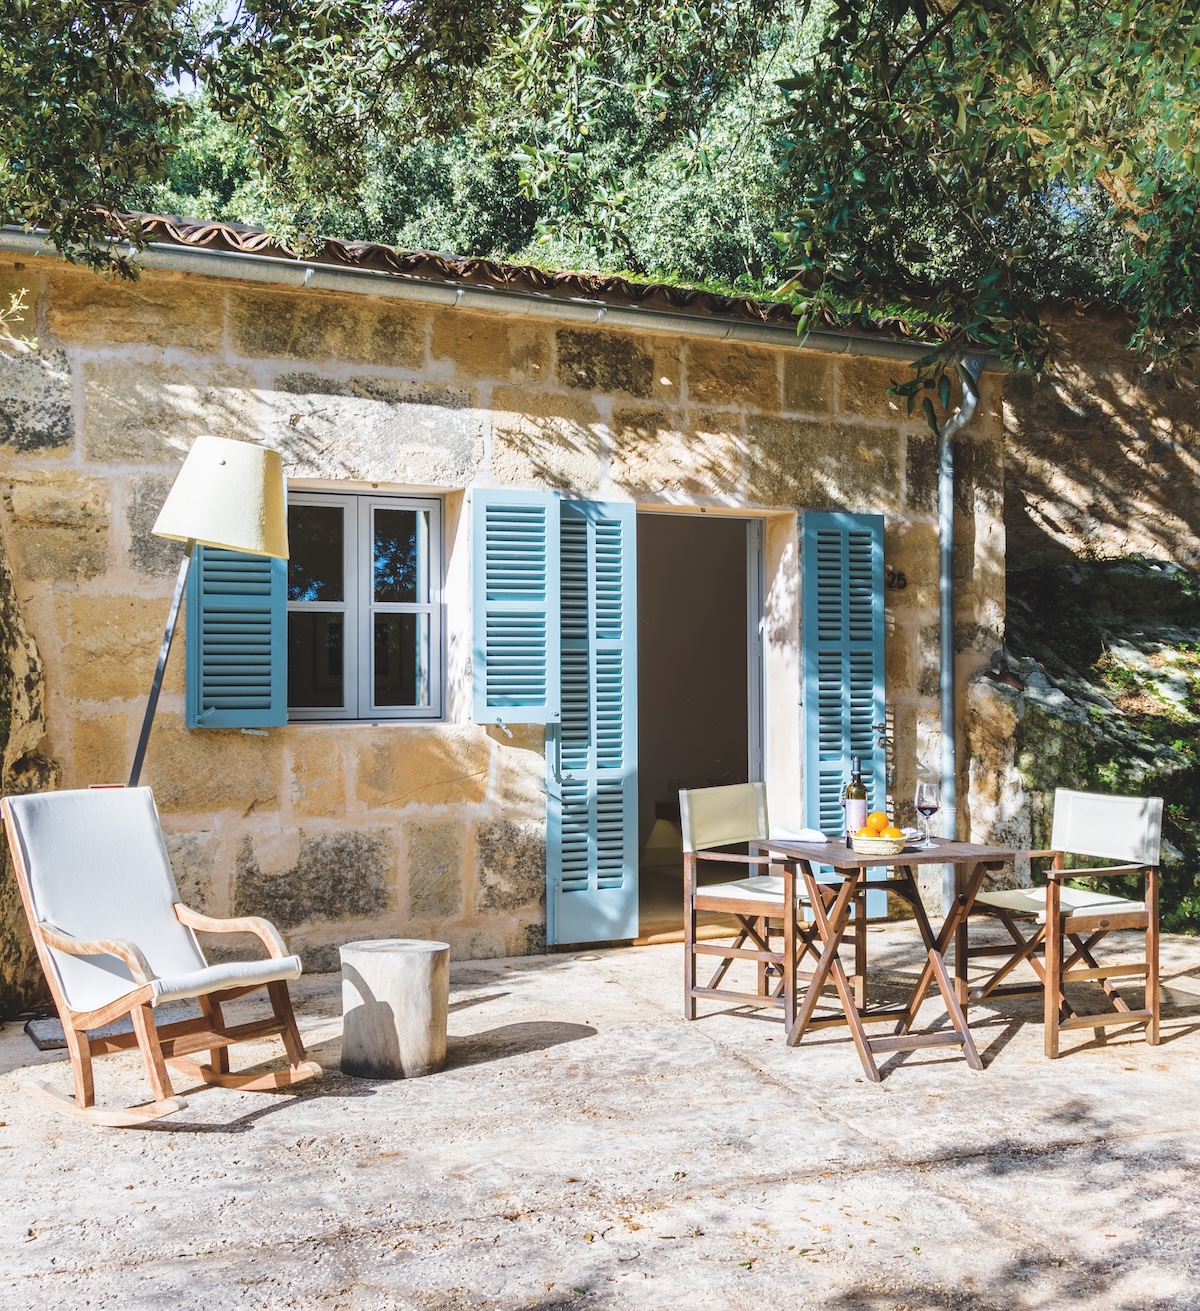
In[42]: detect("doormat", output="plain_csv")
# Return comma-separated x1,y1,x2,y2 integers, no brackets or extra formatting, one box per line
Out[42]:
25,1002,203,1051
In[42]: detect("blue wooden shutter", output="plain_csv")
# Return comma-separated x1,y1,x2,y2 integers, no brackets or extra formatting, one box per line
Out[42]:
186,546,287,728
471,489,561,726
548,501,638,945
801,512,886,911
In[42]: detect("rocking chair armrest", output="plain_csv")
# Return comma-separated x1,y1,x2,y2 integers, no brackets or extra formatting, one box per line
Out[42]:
1042,863,1149,882
174,903,289,959
1025,849,1056,860
37,922,154,986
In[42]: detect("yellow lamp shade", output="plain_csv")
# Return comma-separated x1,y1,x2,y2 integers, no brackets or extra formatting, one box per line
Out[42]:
152,435,289,558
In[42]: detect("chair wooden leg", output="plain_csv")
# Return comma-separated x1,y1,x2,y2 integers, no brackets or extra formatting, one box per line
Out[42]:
63,1023,95,1109
1044,884,1062,1059
1147,864,1160,1045
684,854,697,1019
267,981,309,1068
854,891,867,1010
130,1003,176,1102
199,994,231,1075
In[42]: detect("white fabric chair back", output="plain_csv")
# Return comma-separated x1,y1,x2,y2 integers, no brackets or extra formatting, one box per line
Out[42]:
5,788,207,1014
1050,788,1162,866
680,782,769,853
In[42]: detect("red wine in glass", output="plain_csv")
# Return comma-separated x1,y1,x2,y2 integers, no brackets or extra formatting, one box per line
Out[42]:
914,782,940,848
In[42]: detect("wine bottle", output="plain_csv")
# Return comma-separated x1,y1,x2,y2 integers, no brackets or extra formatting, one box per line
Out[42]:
844,755,868,841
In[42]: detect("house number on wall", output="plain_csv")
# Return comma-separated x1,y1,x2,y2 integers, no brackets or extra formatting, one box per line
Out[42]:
885,568,907,590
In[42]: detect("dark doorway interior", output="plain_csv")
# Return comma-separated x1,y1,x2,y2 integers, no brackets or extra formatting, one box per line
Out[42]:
636,513,750,939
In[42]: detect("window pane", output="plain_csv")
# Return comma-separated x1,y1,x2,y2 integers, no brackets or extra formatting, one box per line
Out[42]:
288,612,345,708
374,613,430,707
288,505,344,602
373,508,428,603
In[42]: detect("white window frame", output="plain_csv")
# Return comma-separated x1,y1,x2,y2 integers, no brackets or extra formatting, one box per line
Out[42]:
287,491,444,721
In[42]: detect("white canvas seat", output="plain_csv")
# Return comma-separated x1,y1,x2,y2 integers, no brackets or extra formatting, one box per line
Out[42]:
3,787,319,1125
966,788,1162,1058
681,783,866,1028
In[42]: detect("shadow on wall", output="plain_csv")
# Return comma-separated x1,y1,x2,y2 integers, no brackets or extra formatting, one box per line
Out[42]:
1005,305,1200,570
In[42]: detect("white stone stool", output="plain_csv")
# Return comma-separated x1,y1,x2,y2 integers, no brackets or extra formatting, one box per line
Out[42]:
340,939,450,1079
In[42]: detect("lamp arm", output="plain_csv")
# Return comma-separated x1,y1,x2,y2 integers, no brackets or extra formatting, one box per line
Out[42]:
128,539,196,788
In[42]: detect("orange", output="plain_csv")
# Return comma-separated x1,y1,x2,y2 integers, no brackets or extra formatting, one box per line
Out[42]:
866,811,889,832
855,826,873,837
881,826,905,840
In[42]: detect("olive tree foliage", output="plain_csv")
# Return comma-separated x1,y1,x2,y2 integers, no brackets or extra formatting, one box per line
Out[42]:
777,0,1200,413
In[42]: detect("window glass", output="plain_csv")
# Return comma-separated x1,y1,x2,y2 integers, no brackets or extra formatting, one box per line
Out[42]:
373,613,430,707
287,613,345,708
288,505,344,602
373,508,426,603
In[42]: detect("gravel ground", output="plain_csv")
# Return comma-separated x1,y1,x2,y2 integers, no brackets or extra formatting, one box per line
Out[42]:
3,925,1200,1310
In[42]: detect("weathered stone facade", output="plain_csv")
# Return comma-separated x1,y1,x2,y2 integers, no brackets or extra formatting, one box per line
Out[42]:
0,250,1005,1002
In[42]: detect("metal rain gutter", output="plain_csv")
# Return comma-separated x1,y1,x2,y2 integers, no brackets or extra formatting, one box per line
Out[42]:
0,227,1004,368
938,353,985,910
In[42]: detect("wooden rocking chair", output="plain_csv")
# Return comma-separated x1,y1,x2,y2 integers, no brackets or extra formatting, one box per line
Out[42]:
3,787,320,1126
967,788,1162,1057
682,782,866,1029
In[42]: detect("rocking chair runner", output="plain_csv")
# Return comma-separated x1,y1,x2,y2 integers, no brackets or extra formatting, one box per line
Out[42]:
681,782,866,1029
3,787,320,1126
967,788,1162,1057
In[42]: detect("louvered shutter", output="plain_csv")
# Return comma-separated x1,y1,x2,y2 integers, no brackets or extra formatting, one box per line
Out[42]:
471,489,561,726
801,511,886,913
185,546,287,728
548,501,638,945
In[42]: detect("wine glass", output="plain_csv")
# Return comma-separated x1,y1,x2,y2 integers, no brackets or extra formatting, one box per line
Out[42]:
914,781,940,849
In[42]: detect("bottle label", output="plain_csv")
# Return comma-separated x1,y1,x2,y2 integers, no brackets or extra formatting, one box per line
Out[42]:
846,799,868,835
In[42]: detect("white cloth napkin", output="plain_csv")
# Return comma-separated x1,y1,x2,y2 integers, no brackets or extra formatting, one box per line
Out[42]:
769,826,828,842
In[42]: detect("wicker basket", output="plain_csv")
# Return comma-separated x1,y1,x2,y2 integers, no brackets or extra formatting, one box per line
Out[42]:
849,833,908,857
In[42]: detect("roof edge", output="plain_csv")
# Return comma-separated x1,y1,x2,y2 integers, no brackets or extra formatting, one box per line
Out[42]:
0,225,1006,370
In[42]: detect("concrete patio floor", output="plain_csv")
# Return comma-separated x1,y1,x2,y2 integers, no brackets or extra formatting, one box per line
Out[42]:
4,923,1200,1310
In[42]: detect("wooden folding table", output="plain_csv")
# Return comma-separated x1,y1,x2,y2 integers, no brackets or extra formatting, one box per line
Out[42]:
765,837,1016,1082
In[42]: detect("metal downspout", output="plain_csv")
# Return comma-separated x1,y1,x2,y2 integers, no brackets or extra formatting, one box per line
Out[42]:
939,354,985,910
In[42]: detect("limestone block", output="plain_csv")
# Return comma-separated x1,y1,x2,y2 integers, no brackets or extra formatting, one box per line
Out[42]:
229,288,424,367
49,269,224,351
744,416,901,511
141,713,282,813
234,828,392,928
268,373,482,486
836,357,914,422
164,830,219,912
0,344,72,453
126,474,186,578
647,337,683,404
884,627,913,690
407,821,464,919
608,406,741,497
72,712,128,786
0,262,47,342
340,939,449,1079
82,360,259,462
476,818,546,912
494,733,547,811
685,340,779,408
3,469,109,579
884,521,938,609
916,623,941,698
356,724,490,809
782,351,834,415
556,328,653,399
430,310,549,382
286,729,348,817
62,594,168,701
490,386,602,492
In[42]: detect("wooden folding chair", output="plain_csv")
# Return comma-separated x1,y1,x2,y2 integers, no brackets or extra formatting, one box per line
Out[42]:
3,787,320,1126
681,782,866,1029
966,788,1162,1057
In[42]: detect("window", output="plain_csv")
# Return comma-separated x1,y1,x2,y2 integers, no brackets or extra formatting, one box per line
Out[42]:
286,493,443,720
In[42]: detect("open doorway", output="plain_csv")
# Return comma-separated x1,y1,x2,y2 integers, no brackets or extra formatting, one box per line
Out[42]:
635,512,762,940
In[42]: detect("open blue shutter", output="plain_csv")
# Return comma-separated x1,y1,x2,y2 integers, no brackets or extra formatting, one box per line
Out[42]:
471,489,561,726
186,546,286,728
801,512,886,913
548,501,638,945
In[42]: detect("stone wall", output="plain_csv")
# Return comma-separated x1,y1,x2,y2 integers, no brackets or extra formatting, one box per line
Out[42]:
0,251,1005,994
